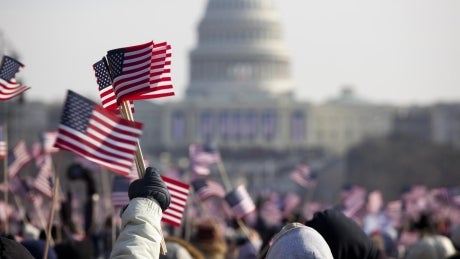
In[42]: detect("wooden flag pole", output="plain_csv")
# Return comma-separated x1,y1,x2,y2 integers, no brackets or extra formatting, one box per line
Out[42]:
33,200,48,231
215,160,253,244
2,124,8,234
216,161,232,192
119,100,167,255
43,153,63,259
43,169,59,259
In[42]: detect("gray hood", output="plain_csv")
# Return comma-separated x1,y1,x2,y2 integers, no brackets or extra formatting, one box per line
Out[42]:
266,223,334,259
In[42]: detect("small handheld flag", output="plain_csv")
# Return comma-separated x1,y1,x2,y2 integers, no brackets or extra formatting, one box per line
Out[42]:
54,90,143,176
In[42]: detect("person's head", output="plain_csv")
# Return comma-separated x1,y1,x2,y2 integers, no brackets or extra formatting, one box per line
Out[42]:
305,209,385,259
265,222,333,259
191,220,227,258
405,235,456,259
412,212,437,235
193,220,224,244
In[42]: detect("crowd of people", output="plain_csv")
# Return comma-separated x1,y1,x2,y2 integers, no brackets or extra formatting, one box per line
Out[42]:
1,166,460,259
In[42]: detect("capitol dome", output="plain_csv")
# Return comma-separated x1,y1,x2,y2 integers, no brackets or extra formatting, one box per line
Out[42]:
185,0,293,101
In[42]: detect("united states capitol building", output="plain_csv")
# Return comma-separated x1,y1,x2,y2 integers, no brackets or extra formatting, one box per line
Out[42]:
135,0,395,156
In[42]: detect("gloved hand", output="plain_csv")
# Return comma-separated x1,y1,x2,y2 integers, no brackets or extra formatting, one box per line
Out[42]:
128,167,171,211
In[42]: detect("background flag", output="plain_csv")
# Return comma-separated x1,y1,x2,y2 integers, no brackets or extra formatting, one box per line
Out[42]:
0,126,6,159
192,178,225,201
189,143,221,177
161,176,189,227
289,163,316,189
33,155,54,198
189,143,221,165
8,176,43,208
112,175,133,207
54,90,143,176
225,185,256,219
8,140,31,178
0,55,30,100
341,185,367,218
42,131,59,154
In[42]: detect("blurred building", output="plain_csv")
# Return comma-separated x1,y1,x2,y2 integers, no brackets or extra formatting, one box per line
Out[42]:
309,87,395,154
394,103,460,148
138,0,394,157
432,104,460,148
0,100,56,148
0,0,396,158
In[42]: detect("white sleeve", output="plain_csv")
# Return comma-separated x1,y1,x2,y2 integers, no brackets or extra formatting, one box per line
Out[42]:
110,197,163,259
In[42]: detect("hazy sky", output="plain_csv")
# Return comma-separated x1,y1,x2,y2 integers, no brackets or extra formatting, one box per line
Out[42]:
1,0,460,105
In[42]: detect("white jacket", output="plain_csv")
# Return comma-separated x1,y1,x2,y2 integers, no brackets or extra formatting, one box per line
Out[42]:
111,197,163,259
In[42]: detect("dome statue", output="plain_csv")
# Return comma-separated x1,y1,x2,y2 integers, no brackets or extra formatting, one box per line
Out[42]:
186,0,293,101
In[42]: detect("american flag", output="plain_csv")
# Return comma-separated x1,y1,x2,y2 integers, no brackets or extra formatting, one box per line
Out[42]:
0,55,30,101
191,164,211,177
189,143,221,177
33,155,54,198
8,177,28,197
8,140,31,178
259,192,284,226
192,178,225,201
93,58,117,111
133,42,175,100
105,41,153,101
93,57,114,110
0,125,6,159
93,58,135,114
42,131,59,154
283,192,301,216
54,90,143,176
105,41,174,102
225,185,256,219
112,175,132,207
161,176,190,227
9,176,43,208
30,142,44,166
289,163,316,189
341,185,367,218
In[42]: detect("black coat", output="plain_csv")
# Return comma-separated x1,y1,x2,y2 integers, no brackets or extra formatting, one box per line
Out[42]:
305,209,386,259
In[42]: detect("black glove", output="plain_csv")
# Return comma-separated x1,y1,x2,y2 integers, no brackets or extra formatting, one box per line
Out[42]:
128,167,171,211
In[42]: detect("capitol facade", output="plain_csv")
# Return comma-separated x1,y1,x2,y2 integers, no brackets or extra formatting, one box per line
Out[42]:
136,0,394,156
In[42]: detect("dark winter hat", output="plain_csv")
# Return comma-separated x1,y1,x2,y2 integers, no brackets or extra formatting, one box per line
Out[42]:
0,236,34,259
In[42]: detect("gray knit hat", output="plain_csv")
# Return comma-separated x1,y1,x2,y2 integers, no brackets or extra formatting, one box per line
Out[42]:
266,222,334,259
